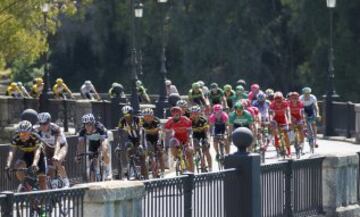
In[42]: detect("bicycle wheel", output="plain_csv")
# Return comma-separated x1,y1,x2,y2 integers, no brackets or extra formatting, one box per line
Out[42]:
218,141,225,170
307,121,315,154
278,130,287,160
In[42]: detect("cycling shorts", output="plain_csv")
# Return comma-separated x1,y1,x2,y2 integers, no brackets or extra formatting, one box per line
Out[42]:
214,124,226,135
22,151,46,174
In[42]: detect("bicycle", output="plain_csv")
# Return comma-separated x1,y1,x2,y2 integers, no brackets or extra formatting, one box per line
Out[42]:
276,124,289,160
214,134,226,170
305,116,316,154
77,150,104,182
258,122,271,163
175,143,188,176
126,144,143,180
291,121,304,159
147,142,163,178
193,138,209,173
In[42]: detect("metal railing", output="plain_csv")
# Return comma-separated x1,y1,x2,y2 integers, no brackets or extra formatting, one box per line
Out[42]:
260,157,324,217
0,187,86,217
142,169,237,217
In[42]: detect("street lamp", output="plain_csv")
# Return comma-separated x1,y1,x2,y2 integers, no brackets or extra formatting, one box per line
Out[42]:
39,3,50,112
324,0,339,136
155,0,170,118
129,0,143,114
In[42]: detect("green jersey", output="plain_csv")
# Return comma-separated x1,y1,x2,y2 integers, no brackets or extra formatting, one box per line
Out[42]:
231,92,248,103
209,88,224,105
228,110,253,127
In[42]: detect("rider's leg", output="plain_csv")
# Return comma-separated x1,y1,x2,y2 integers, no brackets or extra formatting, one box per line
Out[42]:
185,146,194,172
312,121,318,147
14,160,26,182
203,140,212,171
138,150,148,179
53,143,69,186
101,140,112,180
283,127,291,156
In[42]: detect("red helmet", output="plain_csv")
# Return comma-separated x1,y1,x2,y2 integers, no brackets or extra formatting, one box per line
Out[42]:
213,104,223,113
289,91,300,99
241,99,250,108
274,91,284,100
251,84,260,91
170,106,182,116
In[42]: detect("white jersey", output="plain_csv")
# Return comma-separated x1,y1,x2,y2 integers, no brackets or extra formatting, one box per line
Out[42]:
34,123,67,148
80,84,96,95
300,94,318,117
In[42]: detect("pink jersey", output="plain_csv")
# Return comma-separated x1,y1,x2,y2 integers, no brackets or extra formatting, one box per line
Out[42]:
209,112,229,125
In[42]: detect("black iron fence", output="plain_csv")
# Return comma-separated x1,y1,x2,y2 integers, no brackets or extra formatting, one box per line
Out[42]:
0,187,86,217
142,157,324,217
261,157,324,217
142,169,237,217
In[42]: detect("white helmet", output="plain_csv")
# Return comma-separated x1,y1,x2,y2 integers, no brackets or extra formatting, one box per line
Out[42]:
38,112,51,124
82,113,96,124
165,80,172,86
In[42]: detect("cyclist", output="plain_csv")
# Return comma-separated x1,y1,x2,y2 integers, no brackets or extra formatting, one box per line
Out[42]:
17,82,31,98
53,78,74,99
208,83,226,107
265,88,275,102
109,82,127,99
242,99,260,150
228,102,254,134
5,120,47,190
209,104,229,158
269,91,292,156
300,87,320,147
177,99,191,118
188,82,208,107
6,82,23,98
141,108,165,178
190,105,212,172
165,79,179,96
231,85,248,103
35,112,69,188
223,84,235,109
253,92,271,123
288,92,305,151
198,80,210,99
118,106,148,179
164,106,194,172
30,77,44,98
136,80,151,103
248,83,261,102
80,80,101,100
76,113,112,180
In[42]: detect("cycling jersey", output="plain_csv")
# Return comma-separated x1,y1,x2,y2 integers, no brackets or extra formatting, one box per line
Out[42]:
30,84,43,98
53,83,72,98
289,101,304,121
191,116,208,139
253,100,270,122
224,90,235,108
188,89,206,106
80,84,96,98
228,110,253,129
142,117,160,144
247,106,259,119
11,132,46,174
299,94,317,117
231,93,248,103
34,123,67,148
209,112,228,135
209,89,224,105
119,116,141,139
6,86,22,98
164,116,192,144
270,101,289,125
78,122,107,153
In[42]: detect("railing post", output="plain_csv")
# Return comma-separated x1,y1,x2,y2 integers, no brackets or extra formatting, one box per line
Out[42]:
285,160,293,217
184,172,194,217
346,101,352,138
63,99,69,132
2,191,14,217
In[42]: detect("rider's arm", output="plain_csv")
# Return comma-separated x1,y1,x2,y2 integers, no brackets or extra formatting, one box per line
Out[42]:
64,84,74,98
32,145,42,168
54,131,68,160
6,146,16,168
286,107,292,125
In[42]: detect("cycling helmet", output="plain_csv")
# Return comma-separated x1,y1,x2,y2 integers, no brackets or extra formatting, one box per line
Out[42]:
213,104,223,113
192,82,200,89
56,78,64,85
136,80,142,87
210,83,218,89
289,91,300,99
176,99,188,108
165,80,172,86
235,85,244,92
251,84,260,91
265,88,274,95
10,82,17,88
223,84,232,91
82,113,96,124
84,80,92,85
16,120,33,133
38,112,51,124
241,99,251,107
302,87,312,94
112,82,124,89
170,106,182,116
274,91,284,100
17,82,23,86
234,102,244,110
35,77,43,85
142,108,153,116
197,81,205,87
122,105,133,115
257,92,266,101
236,79,246,86
190,105,201,114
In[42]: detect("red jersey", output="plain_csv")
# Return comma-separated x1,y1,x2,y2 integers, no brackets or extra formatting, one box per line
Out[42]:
289,100,304,121
246,107,259,119
164,116,192,144
270,101,289,124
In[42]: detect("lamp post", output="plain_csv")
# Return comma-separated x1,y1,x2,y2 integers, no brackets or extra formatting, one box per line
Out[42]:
39,3,50,112
130,0,143,114
155,0,170,118
324,0,339,136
